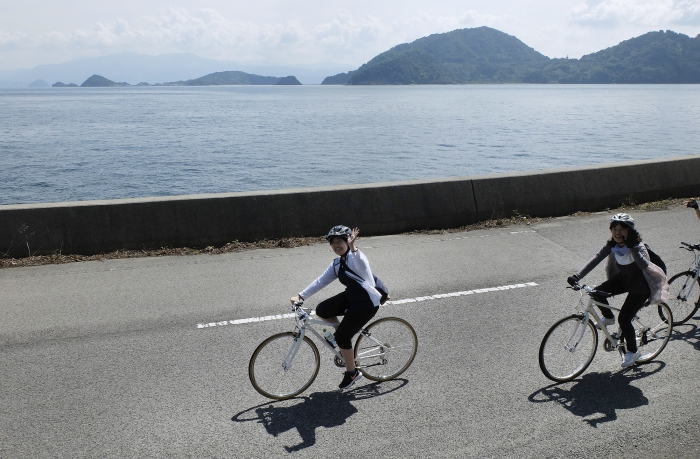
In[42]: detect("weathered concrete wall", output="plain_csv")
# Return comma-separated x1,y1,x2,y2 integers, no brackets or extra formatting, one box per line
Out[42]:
471,155,700,220
1,155,698,257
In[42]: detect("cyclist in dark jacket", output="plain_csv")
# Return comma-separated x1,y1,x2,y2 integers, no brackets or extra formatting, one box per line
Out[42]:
567,213,668,368
684,199,700,219
290,225,381,391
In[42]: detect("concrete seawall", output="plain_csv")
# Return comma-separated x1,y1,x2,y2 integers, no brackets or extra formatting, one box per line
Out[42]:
2,155,699,257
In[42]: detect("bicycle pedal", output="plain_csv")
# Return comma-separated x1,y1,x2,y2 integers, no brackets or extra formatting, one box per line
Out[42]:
334,356,345,368
603,339,616,352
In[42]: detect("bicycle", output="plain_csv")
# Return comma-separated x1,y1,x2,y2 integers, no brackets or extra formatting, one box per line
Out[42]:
249,301,418,400
538,283,673,382
665,241,700,325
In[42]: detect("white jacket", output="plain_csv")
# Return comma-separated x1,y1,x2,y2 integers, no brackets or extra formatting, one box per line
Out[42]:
300,249,382,307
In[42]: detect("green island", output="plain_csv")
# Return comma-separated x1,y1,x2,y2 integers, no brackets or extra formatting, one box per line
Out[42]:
322,27,700,85
80,74,130,87
164,70,297,86
61,71,302,87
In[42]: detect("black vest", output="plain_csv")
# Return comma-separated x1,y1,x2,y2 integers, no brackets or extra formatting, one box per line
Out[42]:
336,258,374,312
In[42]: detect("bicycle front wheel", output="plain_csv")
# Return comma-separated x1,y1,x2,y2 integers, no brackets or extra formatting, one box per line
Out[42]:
635,302,673,364
354,317,417,381
249,332,320,400
539,315,598,383
663,271,700,325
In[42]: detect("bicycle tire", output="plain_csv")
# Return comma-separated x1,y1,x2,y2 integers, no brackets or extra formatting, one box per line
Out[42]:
354,317,417,382
662,271,700,325
539,315,598,383
635,302,673,364
249,332,320,400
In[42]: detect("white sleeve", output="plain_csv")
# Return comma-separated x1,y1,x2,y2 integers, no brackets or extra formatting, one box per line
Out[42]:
347,250,376,287
347,250,382,306
299,260,338,299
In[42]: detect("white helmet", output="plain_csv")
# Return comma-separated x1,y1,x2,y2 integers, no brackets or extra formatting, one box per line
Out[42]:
610,213,635,229
326,225,352,242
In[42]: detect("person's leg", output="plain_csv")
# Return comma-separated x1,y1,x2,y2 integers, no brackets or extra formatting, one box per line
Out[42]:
339,349,356,372
335,307,378,389
315,292,349,325
334,307,378,372
618,291,650,353
594,277,627,319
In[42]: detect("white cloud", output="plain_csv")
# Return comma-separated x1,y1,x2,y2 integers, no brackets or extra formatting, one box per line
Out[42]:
0,6,511,68
1,2,698,70
313,13,383,50
308,9,503,59
569,0,700,28
0,29,27,49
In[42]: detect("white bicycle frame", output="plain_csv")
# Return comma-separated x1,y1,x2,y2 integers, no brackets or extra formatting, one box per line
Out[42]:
675,242,700,302
282,302,387,371
573,285,666,357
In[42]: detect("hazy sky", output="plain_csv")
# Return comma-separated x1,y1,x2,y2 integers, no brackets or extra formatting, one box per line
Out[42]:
1,0,699,70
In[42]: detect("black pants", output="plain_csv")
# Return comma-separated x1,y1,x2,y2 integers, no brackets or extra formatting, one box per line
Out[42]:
595,275,651,353
315,292,378,349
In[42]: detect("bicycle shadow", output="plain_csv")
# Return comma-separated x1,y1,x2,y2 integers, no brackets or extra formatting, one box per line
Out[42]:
669,322,700,350
232,379,408,453
528,362,664,427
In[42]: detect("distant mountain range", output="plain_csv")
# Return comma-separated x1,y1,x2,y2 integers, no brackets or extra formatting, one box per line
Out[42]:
322,27,700,84
50,72,303,87
164,71,301,86
79,75,130,87
4,28,698,88
28,79,50,88
321,71,356,85
0,52,347,87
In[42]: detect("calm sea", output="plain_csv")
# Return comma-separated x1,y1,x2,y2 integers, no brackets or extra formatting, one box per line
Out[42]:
1,85,699,206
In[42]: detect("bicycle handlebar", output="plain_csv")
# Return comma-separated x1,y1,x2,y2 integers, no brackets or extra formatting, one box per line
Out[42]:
680,241,700,251
569,283,613,298
291,301,315,317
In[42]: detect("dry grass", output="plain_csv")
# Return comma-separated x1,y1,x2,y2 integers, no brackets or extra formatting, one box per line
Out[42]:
0,237,326,269
401,214,550,236
0,197,691,269
616,197,687,212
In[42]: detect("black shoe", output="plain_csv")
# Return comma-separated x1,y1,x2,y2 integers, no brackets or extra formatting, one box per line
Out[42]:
338,369,362,390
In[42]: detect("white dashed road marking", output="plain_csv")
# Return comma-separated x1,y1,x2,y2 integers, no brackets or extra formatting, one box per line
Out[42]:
196,281,538,329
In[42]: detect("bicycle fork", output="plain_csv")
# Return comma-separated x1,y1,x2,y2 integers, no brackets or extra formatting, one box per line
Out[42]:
281,330,306,371
565,314,589,352
567,312,624,355
677,273,698,301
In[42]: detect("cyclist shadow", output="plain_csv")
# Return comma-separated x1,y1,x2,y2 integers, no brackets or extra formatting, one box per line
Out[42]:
669,322,700,350
528,362,664,427
231,379,408,453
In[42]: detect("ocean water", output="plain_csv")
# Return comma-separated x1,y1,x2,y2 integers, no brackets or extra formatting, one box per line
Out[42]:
1,84,699,206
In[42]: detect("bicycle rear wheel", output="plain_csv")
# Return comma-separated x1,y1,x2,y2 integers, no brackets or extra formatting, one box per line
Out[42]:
635,302,673,364
249,332,320,400
539,315,598,383
663,271,700,325
354,317,417,381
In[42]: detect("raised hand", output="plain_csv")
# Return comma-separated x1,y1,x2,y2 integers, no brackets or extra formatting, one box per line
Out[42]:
348,227,360,249
684,199,699,209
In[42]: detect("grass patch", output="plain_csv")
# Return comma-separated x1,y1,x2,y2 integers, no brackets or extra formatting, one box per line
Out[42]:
617,197,686,212
0,237,326,269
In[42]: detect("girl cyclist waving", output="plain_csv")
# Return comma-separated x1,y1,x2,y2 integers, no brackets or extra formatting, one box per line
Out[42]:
290,225,382,390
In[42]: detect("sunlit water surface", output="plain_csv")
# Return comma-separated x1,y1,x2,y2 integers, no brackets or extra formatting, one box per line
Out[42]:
1,84,698,205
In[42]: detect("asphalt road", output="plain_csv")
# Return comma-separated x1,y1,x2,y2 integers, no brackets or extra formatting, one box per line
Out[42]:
3,205,700,458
